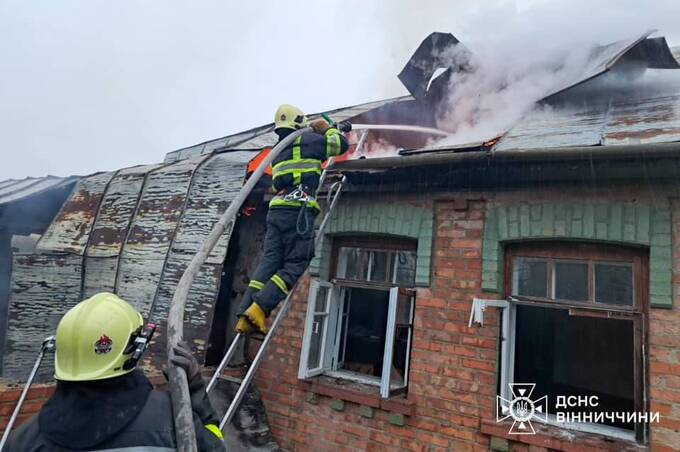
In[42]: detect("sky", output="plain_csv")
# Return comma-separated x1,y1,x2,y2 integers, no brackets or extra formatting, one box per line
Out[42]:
1,0,679,180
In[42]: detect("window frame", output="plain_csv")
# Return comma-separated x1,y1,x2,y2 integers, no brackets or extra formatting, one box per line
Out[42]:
502,242,648,443
298,236,417,398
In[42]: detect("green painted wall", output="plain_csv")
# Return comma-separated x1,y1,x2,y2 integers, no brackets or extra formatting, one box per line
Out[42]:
310,201,433,286
482,202,673,308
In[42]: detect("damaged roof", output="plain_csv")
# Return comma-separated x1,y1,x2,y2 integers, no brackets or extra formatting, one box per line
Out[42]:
166,31,680,171
0,176,80,206
347,32,680,166
164,96,412,163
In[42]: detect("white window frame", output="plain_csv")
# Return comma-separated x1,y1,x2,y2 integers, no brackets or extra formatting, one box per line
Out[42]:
298,280,336,378
470,297,637,441
299,279,415,398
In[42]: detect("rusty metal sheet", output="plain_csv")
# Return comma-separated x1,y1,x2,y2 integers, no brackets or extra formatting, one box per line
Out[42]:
139,152,252,363
169,152,251,264
120,157,207,258
3,254,82,381
115,156,208,313
496,91,680,151
86,164,163,257
604,93,680,145
146,260,221,365
82,257,118,298
37,171,117,255
495,104,607,151
115,258,164,316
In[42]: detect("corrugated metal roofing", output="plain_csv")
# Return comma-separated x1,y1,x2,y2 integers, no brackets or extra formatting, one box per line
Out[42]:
537,32,679,101
0,176,80,206
163,96,412,163
495,91,680,151
3,151,256,380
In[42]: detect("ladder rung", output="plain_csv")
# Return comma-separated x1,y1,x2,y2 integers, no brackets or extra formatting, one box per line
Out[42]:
219,375,243,385
249,333,266,342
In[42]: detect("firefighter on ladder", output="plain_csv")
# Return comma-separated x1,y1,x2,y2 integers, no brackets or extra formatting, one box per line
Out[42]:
8,293,225,451
236,104,350,335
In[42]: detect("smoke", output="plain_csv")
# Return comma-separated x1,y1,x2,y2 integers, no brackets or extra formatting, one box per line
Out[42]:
435,41,594,144
380,0,680,146
435,34,680,146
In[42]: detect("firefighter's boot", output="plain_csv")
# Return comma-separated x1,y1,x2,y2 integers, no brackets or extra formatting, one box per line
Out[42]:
244,302,268,335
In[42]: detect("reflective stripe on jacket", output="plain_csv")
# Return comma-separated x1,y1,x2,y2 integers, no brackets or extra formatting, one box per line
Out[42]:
269,128,349,209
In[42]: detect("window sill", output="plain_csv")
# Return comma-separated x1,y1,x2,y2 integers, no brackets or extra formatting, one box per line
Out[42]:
480,419,644,451
298,376,415,416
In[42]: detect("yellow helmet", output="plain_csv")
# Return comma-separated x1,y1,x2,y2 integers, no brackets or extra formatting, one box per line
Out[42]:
55,292,145,382
274,104,308,130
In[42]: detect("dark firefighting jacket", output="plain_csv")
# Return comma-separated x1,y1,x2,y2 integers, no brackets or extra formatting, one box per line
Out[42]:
7,369,224,451
269,127,349,210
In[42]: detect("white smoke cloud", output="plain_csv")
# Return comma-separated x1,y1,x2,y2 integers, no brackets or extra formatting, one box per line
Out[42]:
387,0,680,146
435,40,594,144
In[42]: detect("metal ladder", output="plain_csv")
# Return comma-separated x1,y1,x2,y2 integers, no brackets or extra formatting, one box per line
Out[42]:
207,166,347,431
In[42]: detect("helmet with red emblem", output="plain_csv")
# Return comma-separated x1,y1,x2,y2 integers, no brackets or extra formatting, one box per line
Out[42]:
54,292,147,381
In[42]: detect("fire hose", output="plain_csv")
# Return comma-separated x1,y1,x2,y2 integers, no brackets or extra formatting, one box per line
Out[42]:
166,126,315,451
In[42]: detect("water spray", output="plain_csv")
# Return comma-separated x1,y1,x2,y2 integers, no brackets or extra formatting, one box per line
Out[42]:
351,123,451,136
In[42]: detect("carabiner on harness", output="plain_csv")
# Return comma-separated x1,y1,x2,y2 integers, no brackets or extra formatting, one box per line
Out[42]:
283,186,311,203
284,185,314,235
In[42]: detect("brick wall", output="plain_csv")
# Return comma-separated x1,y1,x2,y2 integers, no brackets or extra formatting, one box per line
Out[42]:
648,198,680,451
254,191,680,451
254,198,500,451
0,384,55,436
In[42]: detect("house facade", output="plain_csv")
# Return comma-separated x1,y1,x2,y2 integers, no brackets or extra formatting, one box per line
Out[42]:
252,156,680,451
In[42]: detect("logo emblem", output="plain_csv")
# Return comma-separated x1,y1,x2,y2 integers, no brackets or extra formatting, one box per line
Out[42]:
94,334,113,354
497,383,548,434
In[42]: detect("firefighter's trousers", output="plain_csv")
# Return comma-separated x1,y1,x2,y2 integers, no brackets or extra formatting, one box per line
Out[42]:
238,207,318,316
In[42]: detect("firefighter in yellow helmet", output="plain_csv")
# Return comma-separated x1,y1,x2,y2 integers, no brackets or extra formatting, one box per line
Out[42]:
236,104,350,335
8,292,225,451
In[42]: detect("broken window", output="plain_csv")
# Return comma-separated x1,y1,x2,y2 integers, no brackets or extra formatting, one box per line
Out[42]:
502,243,646,442
299,237,417,398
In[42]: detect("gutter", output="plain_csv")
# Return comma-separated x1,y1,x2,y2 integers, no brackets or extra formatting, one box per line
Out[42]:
335,141,680,171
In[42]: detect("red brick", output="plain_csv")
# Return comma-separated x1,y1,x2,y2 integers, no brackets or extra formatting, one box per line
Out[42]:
418,298,446,308
461,358,495,372
0,390,20,403
415,432,450,448
342,423,369,438
451,239,482,249
651,388,680,404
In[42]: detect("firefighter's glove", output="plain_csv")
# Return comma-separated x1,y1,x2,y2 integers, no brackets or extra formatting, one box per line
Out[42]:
311,119,330,134
170,342,220,425
170,341,202,392
338,121,352,133
244,302,268,335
